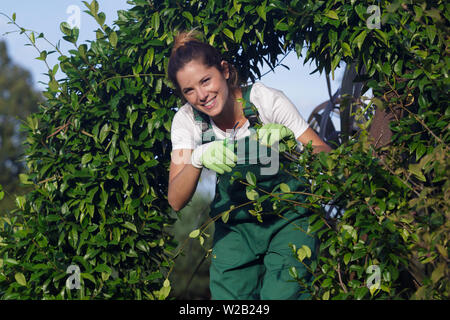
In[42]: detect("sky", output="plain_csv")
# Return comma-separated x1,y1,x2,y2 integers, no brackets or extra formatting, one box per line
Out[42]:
0,0,345,121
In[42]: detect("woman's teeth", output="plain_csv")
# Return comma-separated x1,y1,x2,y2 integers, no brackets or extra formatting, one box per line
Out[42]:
204,98,215,108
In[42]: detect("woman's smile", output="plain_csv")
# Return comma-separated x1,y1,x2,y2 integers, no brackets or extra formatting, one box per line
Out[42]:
203,96,216,109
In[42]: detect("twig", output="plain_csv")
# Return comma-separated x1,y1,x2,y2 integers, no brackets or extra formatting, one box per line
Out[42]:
336,263,348,293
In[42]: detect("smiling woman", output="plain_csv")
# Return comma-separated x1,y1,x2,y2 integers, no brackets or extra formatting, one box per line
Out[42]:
167,30,330,300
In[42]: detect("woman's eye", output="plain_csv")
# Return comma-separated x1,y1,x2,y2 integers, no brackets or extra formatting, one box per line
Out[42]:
202,78,210,84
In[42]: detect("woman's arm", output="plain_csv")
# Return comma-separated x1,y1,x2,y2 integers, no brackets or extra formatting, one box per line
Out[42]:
297,127,332,153
168,149,202,211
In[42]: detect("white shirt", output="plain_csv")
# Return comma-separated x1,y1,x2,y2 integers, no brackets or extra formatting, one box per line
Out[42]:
170,82,310,151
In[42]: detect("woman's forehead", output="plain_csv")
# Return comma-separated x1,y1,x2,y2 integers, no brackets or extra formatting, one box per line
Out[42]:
176,60,218,86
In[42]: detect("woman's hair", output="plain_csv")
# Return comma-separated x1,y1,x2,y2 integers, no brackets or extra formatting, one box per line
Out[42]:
167,30,240,94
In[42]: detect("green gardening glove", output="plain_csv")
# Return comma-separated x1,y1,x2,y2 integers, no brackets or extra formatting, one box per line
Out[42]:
257,123,295,147
191,140,237,174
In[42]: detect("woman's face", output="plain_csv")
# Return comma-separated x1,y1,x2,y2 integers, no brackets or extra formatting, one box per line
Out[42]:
176,59,230,119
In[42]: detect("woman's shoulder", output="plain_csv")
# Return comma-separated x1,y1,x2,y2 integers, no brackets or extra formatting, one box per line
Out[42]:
249,82,288,107
173,102,195,123
249,82,285,100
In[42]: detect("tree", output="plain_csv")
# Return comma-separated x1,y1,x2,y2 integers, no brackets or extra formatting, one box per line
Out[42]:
0,0,448,300
0,40,42,212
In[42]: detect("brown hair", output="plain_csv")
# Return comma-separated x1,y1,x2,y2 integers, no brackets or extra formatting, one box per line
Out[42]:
167,30,240,94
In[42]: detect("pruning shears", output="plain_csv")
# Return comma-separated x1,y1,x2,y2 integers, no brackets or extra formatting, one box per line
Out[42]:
224,121,240,150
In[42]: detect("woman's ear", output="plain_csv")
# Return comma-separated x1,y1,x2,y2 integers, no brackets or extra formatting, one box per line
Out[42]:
220,60,230,80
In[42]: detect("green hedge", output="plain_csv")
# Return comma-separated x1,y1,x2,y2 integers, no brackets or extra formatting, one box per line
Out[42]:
0,0,448,299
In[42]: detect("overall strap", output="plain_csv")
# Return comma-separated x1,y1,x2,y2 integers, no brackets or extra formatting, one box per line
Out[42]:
241,84,262,128
193,106,215,144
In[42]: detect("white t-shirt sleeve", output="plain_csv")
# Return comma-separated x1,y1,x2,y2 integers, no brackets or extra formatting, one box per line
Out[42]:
170,104,201,150
250,82,310,140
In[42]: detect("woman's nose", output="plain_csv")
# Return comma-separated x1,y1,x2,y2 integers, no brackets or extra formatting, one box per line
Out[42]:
197,87,208,102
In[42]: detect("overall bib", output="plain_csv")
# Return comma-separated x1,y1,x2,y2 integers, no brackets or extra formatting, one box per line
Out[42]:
194,86,318,300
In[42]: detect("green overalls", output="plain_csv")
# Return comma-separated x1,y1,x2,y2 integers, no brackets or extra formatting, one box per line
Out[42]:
194,86,318,300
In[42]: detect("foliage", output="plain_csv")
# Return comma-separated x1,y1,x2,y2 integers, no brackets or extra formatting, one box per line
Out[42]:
0,2,178,299
0,41,42,212
169,0,449,299
290,0,449,300
0,0,448,300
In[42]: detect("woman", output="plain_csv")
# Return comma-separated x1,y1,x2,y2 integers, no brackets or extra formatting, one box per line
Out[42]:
167,31,331,300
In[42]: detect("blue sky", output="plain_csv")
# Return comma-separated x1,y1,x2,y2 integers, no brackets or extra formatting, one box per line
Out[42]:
0,1,345,120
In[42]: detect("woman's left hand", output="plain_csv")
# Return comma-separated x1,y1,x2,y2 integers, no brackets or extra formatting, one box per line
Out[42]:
257,123,295,146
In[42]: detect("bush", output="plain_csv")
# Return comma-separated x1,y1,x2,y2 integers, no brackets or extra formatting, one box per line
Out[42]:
1,0,448,299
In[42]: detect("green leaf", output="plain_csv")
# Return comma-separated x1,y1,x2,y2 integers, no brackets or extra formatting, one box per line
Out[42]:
297,247,306,261
426,25,436,43
189,229,200,238
19,173,33,185
81,153,93,165
302,245,312,258
130,111,138,129
123,221,137,233
256,1,267,21
222,28,234,41
319,152,329,169
15,196,26,210
120,140,131,163
255,29,264,44
36,50,48,61
136,240,150,253
48,79,59,92
279,183,290,193
15,273,27,286
275,21,289,31
81,273,96,285
94,264,112,274
163,278,170,288
221,210,230,223
325,10,339,20
408,163,426,182
96,12,106,26
353,30,367,50
60,22,72,36
90,0,99,16
341,42,352,57
233,0,242,13
289,266,298,279
99,123,110,143
246,171,257,186
374,29,389,47
109,31,118,48
393,60,403,75
235,25,245,43
381,62,391,75
182,11,193,24
371,97,384,110
151,12,160,31
246,187,259,201
344,252,351,265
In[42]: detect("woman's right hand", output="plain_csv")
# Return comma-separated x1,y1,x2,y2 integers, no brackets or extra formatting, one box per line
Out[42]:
191,140,237,174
